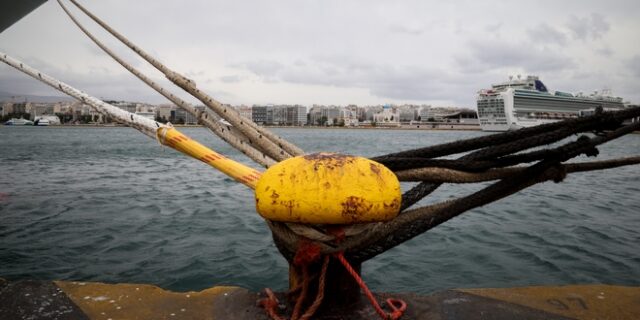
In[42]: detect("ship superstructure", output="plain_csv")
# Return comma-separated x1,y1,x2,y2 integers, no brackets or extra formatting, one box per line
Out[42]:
476,75,625,131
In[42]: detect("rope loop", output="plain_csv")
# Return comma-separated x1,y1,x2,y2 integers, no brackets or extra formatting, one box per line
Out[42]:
386,298,408,320
334,252,407,320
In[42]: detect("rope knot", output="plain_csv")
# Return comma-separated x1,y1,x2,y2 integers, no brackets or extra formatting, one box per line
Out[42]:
293,240,322,266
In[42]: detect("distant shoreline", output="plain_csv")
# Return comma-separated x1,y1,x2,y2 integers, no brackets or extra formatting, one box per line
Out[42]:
3,123,482,131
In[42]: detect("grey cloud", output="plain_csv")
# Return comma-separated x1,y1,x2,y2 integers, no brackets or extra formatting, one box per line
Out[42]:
0,57,183,104
484,23,503,33
456,39,575,73
3,0,639,107
233,56,476,105
596,47,613,57
566,13,610,40
185,70,206,78
526,23,567,46
388,24,424,36
628,55,640,77
241,60,284,77
219,75,242,83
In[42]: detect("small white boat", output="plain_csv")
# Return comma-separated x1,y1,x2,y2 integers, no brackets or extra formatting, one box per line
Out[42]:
34,115,61,126
4,118,34,125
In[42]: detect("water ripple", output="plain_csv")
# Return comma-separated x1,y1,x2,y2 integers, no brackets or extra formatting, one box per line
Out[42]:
1,127,639,293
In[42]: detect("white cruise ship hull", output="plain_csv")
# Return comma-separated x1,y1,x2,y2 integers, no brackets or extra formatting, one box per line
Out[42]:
478,88,625,132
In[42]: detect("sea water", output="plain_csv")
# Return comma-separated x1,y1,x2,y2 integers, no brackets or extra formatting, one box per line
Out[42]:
1,126,639,293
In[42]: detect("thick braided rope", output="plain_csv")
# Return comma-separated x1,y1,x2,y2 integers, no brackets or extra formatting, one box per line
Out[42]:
267,110,640,261
338,121,640,262
372,107,639,161
389,107,640,211
378,109,640,173
395,157,640,183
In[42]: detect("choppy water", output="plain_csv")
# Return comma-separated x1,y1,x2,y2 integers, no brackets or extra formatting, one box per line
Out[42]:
1,126,639,293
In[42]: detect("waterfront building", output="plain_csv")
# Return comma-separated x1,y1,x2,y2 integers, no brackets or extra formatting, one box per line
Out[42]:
354,106,367,122
322,106,342,126
286,105,307,126
87,103,104,123
26,102,54,120
251,104,307,126
135,103,155,114
397,104,422,123
441,109,479,124
272,106,286,125
373,105,401,126
419,105,432,122
5,102,27,115
365,106,382,122
1,102,14,116
52,102,72,114
156,104,174,122
174,108,197,124
252,105,268,125
342,107,359,126
308,105,323,125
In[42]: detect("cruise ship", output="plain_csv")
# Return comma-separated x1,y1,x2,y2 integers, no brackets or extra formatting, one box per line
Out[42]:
476,75,625,131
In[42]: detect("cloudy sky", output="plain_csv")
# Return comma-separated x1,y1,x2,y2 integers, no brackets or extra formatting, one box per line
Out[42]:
1,0,639,108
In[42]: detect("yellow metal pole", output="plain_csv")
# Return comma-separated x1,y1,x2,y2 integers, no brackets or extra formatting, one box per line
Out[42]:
156,127,262,189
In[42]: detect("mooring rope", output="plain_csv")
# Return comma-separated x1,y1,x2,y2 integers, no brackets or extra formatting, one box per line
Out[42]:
336,120,640,262
56,0,276,168
264,108,640,262
0,52,265,188
371,107,635,161
376,107,640,211
395,156,640,183
58,0,640,268
65,0,304,161
10,4,640,320
0,52,159,138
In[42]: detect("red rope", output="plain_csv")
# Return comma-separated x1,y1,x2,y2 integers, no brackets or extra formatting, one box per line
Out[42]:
299,255,330,320
293,240,322,265
260,230,406,319
334,252,407,320
257,288,286,320
260,241,328,320
290,264,310,319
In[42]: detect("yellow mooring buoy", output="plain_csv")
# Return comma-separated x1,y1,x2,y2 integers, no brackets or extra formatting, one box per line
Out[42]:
255,153,401,224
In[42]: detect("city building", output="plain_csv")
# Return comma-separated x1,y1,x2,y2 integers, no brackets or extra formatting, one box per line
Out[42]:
373,105,401,126
286,105,307,126
252,105,268,124
156,104,174,122
308,105,324,126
